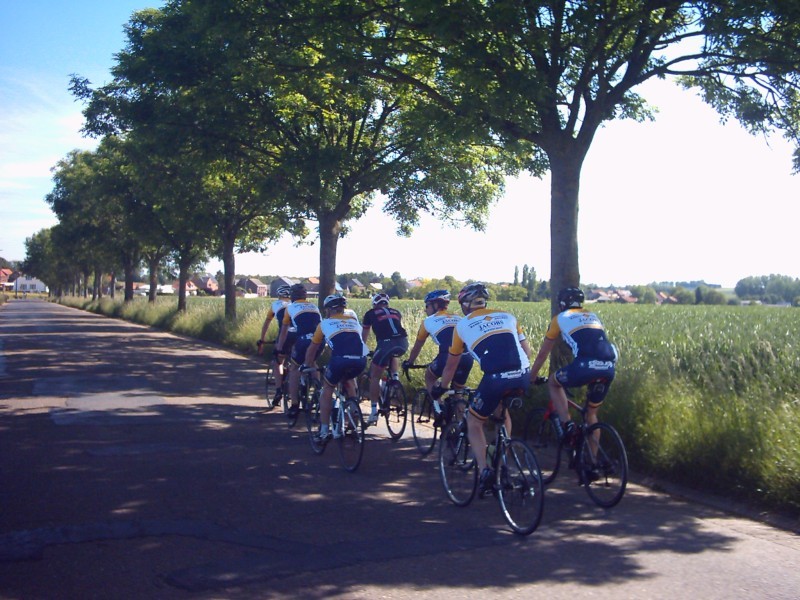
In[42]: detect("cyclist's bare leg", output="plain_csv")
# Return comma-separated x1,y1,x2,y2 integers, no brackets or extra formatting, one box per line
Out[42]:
368,361,383,410
288,364,301,408
319,384,334,428
467,411,489,472
548,377,570,422
389,356,400,378
342,378,357,398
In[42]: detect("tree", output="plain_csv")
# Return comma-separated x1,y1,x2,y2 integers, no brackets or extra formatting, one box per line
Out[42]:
339,1,800,313
75,1,519,310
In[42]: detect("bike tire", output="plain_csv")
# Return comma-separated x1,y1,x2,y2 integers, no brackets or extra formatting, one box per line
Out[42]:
497,439,545,536
338,398,365,472
522,408,564,485
579,422,628,508
411,389,437,456
383,380,408,441
306,387,326,455
438,421,477,506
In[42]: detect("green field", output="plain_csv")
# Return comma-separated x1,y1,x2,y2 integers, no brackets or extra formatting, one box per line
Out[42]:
59,295,800,516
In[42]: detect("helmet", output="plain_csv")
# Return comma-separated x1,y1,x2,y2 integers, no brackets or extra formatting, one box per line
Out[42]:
276,285,291,298
557,287,585,311
323,294,347,311
424,289,451,304
458,282,489,307
289,283,307,301
371,292,390,306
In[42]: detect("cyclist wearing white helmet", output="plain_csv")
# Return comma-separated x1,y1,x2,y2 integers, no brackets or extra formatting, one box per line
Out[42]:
277,283,322,419
362,292,409,425
433,282,532,494
258,284,296,408
530,287,618,437
303,295,369,442
403,289,474,419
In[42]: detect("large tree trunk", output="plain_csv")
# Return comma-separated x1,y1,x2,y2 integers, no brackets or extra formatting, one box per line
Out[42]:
548,148,584,315
221,229,237,321
317,212,342,308
148,258,159,303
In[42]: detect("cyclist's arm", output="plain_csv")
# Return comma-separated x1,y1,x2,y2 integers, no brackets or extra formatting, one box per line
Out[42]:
303,340,322,368
530,336,556,379
361,324,371,344
437,352,462,390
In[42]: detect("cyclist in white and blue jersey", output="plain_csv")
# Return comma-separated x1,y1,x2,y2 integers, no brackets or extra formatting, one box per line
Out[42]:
530,287,618,436
403,289,474,420
433,282,531,493
303,295,369,442
277,284,321,419
258,285,296,407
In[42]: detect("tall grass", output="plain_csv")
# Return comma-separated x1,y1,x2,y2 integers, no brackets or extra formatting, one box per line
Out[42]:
57,295,800,515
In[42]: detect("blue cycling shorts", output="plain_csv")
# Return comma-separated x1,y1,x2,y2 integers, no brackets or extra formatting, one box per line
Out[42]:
470,369,531,419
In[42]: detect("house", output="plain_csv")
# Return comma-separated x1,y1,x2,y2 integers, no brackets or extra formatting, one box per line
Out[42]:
0,268,14,291
345,278,365,295
270,276,297,297
237,277,268,297
172,280,199,296
11,273,48,294
657,291,679,305
191,274,219,295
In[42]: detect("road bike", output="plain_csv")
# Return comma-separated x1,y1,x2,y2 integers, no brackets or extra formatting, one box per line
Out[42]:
439,388,545,536
404,363,468,456
285,365,321,429
305,367,366,472
357,351,407,441
523,377,628,508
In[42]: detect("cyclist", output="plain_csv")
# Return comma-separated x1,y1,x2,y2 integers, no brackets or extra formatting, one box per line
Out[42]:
361,292,409,426
277,283,322,420
403,289,474,422
529,287,618,437
432,282,531,494
303,294,369,442
257,285,295,407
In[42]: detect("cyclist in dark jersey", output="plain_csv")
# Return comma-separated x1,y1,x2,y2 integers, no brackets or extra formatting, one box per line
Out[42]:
361,293,408,426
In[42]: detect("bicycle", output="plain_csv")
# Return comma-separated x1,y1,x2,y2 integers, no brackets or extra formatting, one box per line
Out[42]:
523,377,628,508
404,363,468,456
357,351,408,441
305,367,366,472
438,388,545,536
285,364,320,429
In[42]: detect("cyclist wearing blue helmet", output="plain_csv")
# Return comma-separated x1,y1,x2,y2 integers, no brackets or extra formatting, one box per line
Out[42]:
403,289,474,420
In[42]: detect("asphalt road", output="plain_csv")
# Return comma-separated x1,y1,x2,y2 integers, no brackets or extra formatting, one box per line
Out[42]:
1,299,798,599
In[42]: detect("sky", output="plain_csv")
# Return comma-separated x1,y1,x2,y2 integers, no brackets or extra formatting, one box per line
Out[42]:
2,2,799,289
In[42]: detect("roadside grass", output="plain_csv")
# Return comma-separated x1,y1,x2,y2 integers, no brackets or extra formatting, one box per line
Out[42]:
55,294,800,516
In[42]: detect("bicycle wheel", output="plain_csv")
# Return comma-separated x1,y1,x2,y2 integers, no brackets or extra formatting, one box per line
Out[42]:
411,389,437,456
438,421,477,506
338,399,365,472
497,439,545,535
522,408,564,485
579,422,628,508
306,388,326,455
383,380,408,441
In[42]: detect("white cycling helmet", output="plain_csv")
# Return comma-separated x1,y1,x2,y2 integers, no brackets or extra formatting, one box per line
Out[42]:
371,292,390,306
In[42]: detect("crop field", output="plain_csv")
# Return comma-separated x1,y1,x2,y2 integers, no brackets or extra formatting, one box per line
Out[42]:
60,295,800,515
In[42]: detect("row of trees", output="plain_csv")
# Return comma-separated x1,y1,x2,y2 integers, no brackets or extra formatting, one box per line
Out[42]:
25,2,800,319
